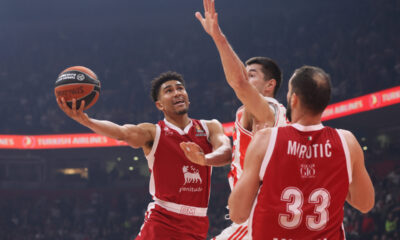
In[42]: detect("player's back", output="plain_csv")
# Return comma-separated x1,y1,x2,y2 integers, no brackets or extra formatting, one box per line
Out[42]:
250,123,351,240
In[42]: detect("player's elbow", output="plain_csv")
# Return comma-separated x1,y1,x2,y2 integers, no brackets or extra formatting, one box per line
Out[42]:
230,76,249,92
232,77,246,86
348,194,375,214
358,198,375,214
228,200,250,224
229,210,248,224
221,147,232,166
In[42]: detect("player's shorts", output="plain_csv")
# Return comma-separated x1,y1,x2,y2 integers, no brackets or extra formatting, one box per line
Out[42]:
135,203,209,240
211,220,250,240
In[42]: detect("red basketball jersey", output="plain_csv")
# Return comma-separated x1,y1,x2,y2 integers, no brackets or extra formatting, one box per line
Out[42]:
250,124,352,240
146,119,213,209
228,97,287,190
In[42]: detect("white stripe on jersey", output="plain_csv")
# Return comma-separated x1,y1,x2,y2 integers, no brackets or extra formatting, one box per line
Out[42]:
145,124,161,170
259,127,278,180
336,129,353,184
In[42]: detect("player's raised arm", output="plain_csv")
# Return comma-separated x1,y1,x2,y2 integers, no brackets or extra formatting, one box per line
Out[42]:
196,0,275,126
341,130,375,213
57,97,155,150
228,128,269,223
180,119,231,166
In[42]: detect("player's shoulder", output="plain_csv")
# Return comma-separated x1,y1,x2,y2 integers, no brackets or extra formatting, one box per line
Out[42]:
336,128,353,138
131,122,157,137
199,119,224,133
335,128,361,151
201,118,221,124
136,122,156,129
263,96,282,105
201,118,222,128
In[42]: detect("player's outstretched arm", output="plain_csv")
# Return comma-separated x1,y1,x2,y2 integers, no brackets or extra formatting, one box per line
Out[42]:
341,130,375,213
180,119,231,166
57,97,154,149
196,0,275,126
228,129,269,223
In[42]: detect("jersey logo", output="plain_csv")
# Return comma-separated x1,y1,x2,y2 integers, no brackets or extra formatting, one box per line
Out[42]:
164,127,174,136
195,124,207,137
300,164,316,178
182,166,202,185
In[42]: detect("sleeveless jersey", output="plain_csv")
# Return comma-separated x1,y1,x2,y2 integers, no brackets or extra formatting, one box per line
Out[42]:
250,123,352,240
228,97,287,190
146,119,213,209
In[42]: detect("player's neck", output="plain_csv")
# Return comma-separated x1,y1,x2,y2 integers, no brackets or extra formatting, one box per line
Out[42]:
164,114,191,130
292,112,322,126
262,92,274,98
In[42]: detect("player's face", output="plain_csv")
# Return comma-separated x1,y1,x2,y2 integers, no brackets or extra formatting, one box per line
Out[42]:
246,64,269,95
157,80,190,115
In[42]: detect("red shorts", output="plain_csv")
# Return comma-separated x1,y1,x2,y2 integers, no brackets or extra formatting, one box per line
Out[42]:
135,203,209,240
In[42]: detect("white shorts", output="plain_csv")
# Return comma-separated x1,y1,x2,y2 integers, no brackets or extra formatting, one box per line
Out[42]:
211,220,250,240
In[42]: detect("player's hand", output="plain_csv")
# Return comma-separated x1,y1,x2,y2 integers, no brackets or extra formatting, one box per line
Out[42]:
56,97,90,125
195,0,223,39
180,141,207,166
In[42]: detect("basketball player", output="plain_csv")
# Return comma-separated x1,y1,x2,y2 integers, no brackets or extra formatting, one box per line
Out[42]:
187,0,287,239
229,66,375,239
56,71,232,240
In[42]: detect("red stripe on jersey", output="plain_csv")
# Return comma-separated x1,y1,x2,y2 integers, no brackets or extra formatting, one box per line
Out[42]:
235,227,248,240
227,226,243,240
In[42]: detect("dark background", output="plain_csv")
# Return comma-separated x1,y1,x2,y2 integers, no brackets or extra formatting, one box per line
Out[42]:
0,0,399,239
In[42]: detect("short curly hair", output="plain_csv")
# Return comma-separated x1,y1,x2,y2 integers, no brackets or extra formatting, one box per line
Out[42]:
150,71,185,102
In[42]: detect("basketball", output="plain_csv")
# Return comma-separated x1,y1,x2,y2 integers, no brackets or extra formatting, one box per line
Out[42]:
55,66,101,110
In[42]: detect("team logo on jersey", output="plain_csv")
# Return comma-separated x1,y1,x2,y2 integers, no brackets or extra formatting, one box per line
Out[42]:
182,166,202,184
300,164,316,178
179,166,203,193
195,124,207,137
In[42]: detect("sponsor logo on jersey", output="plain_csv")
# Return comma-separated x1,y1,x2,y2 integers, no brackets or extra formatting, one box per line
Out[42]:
300,164,316,178
179,166,204,193
195,124,207,137
182,166,202,184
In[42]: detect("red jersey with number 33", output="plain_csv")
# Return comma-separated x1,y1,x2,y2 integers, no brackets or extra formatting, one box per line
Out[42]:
250,123,352,240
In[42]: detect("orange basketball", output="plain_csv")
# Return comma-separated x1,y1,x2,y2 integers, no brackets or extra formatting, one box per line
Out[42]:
55,66,101,110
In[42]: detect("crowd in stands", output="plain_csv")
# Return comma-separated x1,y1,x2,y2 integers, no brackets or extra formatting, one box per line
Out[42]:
0,155,399,239
0,0,398,134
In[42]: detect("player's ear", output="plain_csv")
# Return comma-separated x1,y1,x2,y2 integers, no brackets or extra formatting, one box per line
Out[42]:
264,79,276,95
291,93,298,107
155,100,164,111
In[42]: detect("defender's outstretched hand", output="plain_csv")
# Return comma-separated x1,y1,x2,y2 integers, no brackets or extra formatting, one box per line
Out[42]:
196,0,223,39
56,97,90,125
180,141,207,166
